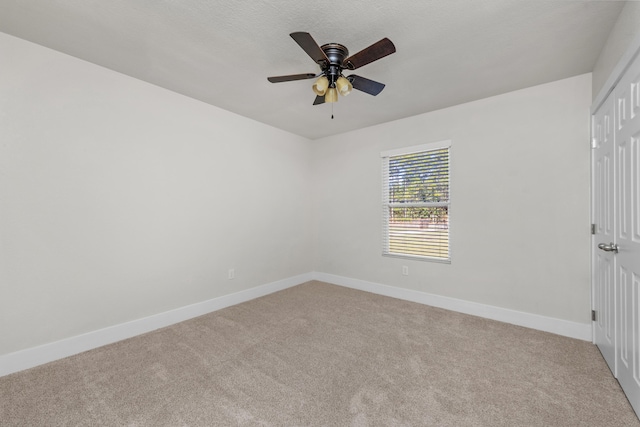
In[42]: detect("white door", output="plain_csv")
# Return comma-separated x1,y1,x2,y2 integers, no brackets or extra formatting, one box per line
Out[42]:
614,52,640,416
593,93,617,375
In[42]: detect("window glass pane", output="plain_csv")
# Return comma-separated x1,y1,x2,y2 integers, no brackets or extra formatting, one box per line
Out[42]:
388,148,449,203
382,143,450,261
388,206,449,258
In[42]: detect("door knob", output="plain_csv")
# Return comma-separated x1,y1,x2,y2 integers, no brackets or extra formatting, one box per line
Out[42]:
598,242,619,253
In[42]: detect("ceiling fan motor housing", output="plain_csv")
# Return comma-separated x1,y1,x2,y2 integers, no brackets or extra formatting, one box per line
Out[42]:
321,43,349,85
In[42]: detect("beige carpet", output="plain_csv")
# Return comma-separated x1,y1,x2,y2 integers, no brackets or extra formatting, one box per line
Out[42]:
1,281,638,426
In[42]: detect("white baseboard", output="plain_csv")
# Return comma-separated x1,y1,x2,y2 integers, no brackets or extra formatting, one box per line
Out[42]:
312,272,592,341
1,271,592,377
0,273,313,377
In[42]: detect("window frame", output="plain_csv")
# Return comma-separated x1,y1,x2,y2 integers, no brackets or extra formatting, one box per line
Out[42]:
381,140,452,263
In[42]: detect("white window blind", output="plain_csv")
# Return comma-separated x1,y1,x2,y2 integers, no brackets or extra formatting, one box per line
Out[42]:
381,141,451,262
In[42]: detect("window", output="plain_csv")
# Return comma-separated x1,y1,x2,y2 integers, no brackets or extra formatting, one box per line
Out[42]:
381,140,451,262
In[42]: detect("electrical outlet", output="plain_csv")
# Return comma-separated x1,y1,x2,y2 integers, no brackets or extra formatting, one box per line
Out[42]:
228,268,235,280
402,266,409,276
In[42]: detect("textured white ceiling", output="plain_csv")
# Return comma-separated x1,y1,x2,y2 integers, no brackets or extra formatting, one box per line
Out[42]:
0,0,625,139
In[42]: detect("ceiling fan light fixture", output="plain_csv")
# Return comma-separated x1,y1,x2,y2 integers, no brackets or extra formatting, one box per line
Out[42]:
312,76,329,96
325,87,338,103
336,76,352,96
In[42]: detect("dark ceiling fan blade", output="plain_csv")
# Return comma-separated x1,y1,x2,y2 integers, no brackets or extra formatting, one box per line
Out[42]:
267,73,317,83
313,95,325,105
344,38,396,70
347,75,386,96
290,32,330,66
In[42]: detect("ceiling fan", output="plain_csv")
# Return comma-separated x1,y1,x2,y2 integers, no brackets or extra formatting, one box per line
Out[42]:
267,32,396,105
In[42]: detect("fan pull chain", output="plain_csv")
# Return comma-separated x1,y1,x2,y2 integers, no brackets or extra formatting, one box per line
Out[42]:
331,103,334,120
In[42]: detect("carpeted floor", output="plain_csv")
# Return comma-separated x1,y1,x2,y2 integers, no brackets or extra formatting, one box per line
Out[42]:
1,281,638,426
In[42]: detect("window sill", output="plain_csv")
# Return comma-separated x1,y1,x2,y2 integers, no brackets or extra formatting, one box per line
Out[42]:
382,253,451,264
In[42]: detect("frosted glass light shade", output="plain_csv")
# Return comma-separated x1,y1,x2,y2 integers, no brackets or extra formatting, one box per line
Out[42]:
336,76,352,96
325,87,338,103
312,76,329,96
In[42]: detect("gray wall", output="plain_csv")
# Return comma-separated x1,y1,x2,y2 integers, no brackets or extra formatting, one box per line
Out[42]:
312,74,592,324
0,33,313,355
8,8,635,357
592,1,640,100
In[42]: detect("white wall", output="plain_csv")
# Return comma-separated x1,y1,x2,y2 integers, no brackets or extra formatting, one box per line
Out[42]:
0,32,313,356
312,74,592,324
0,27,597,361
592,1,640,100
